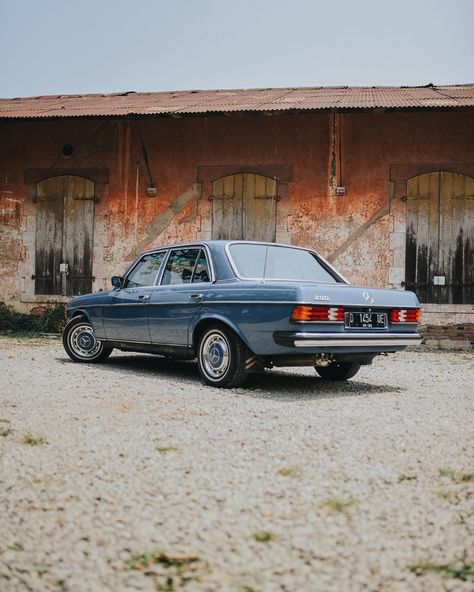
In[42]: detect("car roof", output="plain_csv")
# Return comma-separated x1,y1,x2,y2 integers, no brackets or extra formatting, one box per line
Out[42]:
138,239,306,255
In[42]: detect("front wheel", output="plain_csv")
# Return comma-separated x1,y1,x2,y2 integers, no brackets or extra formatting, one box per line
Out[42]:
315,361,361,381
63,316,113,363
197,325,248,388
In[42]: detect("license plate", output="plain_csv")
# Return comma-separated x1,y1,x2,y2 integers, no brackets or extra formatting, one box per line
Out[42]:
345,312,387,329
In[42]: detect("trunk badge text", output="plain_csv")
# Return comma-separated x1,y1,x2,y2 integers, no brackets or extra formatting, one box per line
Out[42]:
314,295,330,301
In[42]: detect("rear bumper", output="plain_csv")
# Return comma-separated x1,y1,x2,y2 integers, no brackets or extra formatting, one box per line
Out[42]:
274,331,423,348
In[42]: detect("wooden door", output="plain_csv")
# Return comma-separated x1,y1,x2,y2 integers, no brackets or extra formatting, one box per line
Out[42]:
405,172,474,304
211,173,277,241
35,175,95,296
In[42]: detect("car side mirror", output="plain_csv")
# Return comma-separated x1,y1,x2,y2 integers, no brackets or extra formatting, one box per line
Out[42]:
111,276,124,288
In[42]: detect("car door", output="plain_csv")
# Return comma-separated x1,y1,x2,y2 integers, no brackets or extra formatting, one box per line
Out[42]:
102,251,166,342
148,247,211,346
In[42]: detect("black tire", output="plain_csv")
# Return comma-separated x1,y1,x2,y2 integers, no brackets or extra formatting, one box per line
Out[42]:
315,361,361,381
197,324,248,388
62,316,113,363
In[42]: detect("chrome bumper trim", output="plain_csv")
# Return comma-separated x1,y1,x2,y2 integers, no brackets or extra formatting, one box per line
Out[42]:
275,332,422,348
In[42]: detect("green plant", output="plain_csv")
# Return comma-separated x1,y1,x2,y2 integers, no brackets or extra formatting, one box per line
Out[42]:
439,468,474,482
126,549,206,591
322,498,359,513
398,474,418,482
23,433,48,446
411,562,474,582
156,446,179,453
277,465,302,478
0,418,11,423
126,550,200,571
0,302,66,335
252,531,275,543
0,428,12,437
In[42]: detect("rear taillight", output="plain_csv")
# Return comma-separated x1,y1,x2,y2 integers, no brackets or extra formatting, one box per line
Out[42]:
291,305,344,322
390,308,422,323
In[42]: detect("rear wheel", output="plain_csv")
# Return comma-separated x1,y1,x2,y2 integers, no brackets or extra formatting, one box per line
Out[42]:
63,316,113,363
197,325,248,388
315,361,361,381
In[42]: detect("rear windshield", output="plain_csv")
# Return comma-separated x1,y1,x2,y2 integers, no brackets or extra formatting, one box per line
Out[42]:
227,243,342,283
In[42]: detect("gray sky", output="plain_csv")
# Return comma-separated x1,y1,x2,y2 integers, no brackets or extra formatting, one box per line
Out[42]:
0,0,473,98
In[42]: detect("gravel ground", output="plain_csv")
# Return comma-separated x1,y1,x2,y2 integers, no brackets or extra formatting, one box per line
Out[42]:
0,336,473,592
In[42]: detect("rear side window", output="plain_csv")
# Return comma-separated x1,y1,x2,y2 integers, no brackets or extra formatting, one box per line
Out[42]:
124,252,166,288
161,248,210,285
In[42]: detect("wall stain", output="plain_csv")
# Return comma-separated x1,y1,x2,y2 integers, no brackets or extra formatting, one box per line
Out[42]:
127,182,201,258
327,201,390,263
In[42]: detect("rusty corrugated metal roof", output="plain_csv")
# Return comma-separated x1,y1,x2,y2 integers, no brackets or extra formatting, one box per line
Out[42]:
1,84,473,119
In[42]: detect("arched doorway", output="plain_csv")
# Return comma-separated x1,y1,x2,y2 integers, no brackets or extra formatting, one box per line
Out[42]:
210,173,278,242
35,175,95,296
405,171,474,304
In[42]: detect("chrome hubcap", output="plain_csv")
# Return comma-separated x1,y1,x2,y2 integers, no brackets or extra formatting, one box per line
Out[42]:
201,332,230,379
69,324,102,358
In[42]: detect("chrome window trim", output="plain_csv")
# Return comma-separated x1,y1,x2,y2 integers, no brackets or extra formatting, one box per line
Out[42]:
119,244,216,289
122,250,168,289
224,241,349,284
158,244,216,286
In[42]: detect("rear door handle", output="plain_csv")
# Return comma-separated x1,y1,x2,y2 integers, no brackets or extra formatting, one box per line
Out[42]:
190,293,204,300
138,294,150,300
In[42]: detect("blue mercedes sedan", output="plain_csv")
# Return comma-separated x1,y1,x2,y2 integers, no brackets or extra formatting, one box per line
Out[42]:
63,241,422,387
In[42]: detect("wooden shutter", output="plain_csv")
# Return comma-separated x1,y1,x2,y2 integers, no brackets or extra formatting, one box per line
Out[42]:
35,175,95,296
405,172,474,303
211,173,277,241
35,177,65,295
63,176,95,296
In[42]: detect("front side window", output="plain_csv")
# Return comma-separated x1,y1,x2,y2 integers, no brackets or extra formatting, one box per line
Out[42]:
228,243,342,283
124,252,166,288
161,248,210,285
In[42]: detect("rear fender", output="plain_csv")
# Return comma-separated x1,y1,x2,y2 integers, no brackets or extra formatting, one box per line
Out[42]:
190,313,253,354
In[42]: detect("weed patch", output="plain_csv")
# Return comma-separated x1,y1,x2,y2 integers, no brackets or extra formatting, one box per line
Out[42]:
126,550,207,590
322,498,359,513
398,474,417,482
277,465,302,478
439,468,474,482
156,446,180,453
412,562,474,582
23,433,48,446
0,428,12,437
252,531,275,543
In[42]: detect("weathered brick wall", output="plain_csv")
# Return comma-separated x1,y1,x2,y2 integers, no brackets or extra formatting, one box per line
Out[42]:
420,323,474,349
